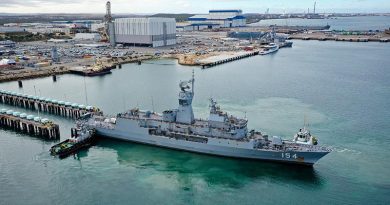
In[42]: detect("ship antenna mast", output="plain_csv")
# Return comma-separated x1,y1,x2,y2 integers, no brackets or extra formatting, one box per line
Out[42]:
151,96,155,112
303,114,309,131
191,69,195,94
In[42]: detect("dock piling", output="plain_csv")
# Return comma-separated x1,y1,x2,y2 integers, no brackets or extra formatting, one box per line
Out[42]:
0,112,60,139
0,90,102,119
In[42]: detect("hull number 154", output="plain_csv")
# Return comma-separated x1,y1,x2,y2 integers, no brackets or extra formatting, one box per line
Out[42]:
281,153,297,159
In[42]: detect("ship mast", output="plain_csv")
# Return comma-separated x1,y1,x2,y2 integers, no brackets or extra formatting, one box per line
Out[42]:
175,71,195,124
191,69,195,95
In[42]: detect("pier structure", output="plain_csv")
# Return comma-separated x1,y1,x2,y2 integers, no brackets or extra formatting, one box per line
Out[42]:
0,90,102,119
289,33,389,42
0,109,60,139
201,51,259,69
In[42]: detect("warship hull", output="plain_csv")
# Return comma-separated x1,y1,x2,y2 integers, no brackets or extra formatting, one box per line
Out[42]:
92,118,328,165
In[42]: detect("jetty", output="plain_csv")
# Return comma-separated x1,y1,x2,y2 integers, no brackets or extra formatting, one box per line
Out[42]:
0,90,102,119
0,109,60,139
200,51,259,69
289,32,390,42
0,67,69,83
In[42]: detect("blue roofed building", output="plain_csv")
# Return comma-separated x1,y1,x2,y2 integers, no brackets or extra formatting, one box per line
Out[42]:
187,9,246,30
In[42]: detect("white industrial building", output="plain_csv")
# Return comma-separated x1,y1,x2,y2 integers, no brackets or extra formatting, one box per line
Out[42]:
51,20,102,29
90,23,105,32
112,18,176,47
187,10,246,30
74,33,101,41
0,59,16,66
26,27,70,34
0,40,16,48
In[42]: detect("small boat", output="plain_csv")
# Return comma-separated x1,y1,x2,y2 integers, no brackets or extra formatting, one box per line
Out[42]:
259,43,279,55
50,127,95,158
84,67,112,76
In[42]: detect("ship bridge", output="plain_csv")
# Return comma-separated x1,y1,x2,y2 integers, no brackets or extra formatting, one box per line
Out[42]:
175,71,195,124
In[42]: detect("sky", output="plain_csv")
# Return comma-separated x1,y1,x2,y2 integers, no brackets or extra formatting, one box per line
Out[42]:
0,0,389,14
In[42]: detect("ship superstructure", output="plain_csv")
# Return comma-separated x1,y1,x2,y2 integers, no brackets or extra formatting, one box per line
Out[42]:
86,71,330,165
259,43,279,55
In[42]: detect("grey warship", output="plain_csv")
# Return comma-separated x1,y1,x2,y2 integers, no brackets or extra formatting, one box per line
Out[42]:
86,71,331,165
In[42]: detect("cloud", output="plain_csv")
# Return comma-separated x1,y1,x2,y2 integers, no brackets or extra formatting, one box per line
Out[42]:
1,0,101,7
0,0,389,13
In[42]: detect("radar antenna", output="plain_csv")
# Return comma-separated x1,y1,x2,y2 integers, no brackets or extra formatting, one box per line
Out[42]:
179,70,195,92
179,81,190,91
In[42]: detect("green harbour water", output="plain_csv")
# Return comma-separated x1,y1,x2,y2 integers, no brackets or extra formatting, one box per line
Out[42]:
0,40,390,204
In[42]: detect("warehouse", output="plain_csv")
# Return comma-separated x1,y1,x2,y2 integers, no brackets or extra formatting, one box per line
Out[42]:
112,18,176,47
0,27,28,38
0,40,15,48
74,33,101,41
188,10,246,30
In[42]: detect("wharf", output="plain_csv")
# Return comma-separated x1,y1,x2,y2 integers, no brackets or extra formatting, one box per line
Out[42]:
289,33,390,42
109,55,154,66
0,56,153,83
0,67,69,83
200,51,259,69
0,111,60,139
0,90,102,119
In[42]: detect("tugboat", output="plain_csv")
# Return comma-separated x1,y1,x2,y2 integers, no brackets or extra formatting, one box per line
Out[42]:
50,127,96,158
69,58,113,77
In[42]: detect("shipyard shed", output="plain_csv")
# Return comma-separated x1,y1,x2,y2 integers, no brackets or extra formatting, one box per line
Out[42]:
0,27,28,38
113,18,176,47
187,10,246,30
74,33,101,41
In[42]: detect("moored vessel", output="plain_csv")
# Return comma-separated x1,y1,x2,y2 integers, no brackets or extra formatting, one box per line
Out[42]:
259,43,279,55
85,71,331,165
50,127,96,158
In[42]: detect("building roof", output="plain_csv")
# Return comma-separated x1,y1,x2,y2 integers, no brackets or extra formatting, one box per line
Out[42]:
115,17,176,23
188,14,246,21
52,20,101,24
190,23,221,26
176,22,191,27
0,27,26,33
209,9,242,13
0,40,15,45
0,59,16,65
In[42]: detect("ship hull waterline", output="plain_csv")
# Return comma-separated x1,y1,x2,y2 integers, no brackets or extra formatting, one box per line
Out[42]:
94,126,329,166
